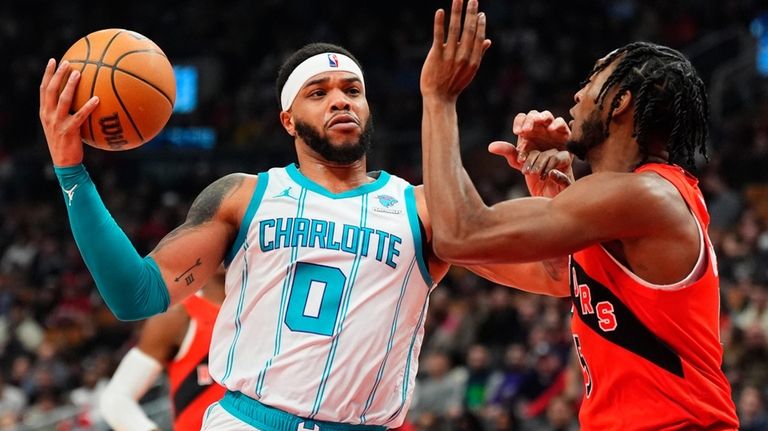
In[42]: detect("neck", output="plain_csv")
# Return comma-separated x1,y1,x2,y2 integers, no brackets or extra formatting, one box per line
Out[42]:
295,146,371,193
587,125,644,173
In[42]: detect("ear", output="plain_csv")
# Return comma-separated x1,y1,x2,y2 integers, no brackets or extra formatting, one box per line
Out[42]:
279,111,295,137
611,89,633,118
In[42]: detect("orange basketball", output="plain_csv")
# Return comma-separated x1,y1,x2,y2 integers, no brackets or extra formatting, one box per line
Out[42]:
61,29,176,151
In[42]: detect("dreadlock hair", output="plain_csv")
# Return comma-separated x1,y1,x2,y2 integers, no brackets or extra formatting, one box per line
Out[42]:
585,42,709,167
275,42,362,107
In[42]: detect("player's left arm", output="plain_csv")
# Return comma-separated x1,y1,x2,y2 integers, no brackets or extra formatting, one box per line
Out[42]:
100,307,188,431
413,186,569,296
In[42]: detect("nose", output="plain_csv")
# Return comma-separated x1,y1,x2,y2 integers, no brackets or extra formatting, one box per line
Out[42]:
329,89,351,111
573,88,582,104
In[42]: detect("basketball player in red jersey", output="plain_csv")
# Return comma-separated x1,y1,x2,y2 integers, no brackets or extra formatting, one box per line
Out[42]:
100,268,226,430
420,0,739,429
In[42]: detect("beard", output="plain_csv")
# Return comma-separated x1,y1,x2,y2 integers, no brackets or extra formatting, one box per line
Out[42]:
566,110,606,161
294,117,374,165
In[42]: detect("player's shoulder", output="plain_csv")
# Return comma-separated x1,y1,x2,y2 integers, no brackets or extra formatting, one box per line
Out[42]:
572,170,689,223
577,170,679,201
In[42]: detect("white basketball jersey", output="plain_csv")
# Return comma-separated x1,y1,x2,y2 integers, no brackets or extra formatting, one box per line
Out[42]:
210,164,434,427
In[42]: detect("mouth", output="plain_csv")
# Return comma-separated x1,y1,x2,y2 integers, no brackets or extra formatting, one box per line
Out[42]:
326,113,360,131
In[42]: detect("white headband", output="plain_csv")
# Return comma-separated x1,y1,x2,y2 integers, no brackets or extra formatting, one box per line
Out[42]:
280,52,365,111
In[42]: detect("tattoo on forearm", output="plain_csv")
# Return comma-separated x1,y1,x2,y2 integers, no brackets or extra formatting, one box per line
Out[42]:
175,258,202,285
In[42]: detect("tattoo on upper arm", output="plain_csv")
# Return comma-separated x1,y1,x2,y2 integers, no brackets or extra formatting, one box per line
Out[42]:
175,258,202,285
154,174,245,251
187,174,245,226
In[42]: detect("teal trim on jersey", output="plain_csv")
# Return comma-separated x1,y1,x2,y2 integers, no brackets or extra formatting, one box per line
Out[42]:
225,172,269,266
219,391,386,431
390,288,431,423
222,242,250,383
285,262,346,336
286,163,391,199
360,257,417,423
309,194,368,419
404,186,433,287
256,186,308,397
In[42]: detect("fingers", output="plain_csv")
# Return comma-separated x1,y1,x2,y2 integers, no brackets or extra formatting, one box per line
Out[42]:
64,96,99,134
39,58,56,115
456,0,479,61
56,70,81,120
521,110,553,133
470,13,489,68
548,116,569,134
43,60,71,119
523,150,541,174
488,141,522,170
549,169,573,187
433,9,445,48
525,149,571,178
445,0,464,56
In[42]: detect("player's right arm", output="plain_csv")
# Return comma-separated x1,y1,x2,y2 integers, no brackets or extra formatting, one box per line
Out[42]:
39,59,246,320
99,306,188,431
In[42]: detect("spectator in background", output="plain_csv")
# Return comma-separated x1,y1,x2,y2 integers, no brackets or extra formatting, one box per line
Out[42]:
409,350,465,425
0,374,26,420
737,386,768,431
459,344,503,413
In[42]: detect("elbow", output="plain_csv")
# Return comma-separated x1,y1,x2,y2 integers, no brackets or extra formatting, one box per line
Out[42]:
108,302,160,322
432,233,475,264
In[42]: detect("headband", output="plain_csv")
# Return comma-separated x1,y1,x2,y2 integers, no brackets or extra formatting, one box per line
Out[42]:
280,52,365,111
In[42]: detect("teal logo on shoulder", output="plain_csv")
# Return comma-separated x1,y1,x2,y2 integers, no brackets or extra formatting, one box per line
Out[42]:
374,194,401,214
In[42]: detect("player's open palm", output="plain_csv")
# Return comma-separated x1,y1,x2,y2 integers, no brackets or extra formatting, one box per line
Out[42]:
488,141,574,198
39,59,99,167
421,0,491,101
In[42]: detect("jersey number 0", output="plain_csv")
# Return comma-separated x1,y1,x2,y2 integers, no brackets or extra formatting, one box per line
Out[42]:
285,262,346,336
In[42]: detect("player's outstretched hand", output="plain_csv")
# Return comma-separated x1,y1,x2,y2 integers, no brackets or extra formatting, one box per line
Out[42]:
39,59,99,167
420,0,492,102
488,140,574,198
512,110,571,163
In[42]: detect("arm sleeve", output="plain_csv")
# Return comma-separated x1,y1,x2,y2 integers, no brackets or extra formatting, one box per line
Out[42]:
99,348,164,431
55,164,170,320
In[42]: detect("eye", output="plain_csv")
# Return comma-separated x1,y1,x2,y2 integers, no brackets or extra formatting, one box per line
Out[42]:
309,89,326,98
346,87,362,96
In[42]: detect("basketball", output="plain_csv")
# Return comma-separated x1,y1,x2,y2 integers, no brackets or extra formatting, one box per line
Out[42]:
61,29,176,151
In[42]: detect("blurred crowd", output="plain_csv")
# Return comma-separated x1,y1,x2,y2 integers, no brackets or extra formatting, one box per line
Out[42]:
1,0,767,430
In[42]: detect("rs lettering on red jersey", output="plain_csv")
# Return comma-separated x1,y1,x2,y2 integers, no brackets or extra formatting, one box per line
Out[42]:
596,301,617,331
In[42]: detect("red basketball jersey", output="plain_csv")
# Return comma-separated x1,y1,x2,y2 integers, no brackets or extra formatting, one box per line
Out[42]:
570,163,738,430
168,295,226,431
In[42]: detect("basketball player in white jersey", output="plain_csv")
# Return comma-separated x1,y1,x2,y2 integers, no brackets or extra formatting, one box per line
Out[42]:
39,36,569,429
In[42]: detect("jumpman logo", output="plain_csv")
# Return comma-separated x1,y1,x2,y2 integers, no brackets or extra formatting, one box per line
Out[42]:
62,184,78,206
274,187,298,200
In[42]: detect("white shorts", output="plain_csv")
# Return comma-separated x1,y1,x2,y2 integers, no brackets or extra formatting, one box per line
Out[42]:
202,402,264,431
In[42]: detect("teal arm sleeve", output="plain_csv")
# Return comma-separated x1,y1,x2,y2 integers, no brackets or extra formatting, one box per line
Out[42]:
55,164,170,321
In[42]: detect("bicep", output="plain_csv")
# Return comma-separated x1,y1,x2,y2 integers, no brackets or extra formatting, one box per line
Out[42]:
439,174,659,264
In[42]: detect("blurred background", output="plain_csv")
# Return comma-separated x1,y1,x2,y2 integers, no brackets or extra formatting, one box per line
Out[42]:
1,0,768,430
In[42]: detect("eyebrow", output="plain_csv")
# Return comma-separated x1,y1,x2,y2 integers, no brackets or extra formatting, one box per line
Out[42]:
302,76,362,90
